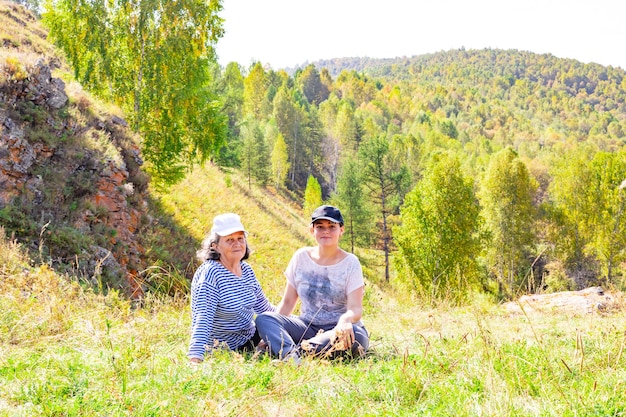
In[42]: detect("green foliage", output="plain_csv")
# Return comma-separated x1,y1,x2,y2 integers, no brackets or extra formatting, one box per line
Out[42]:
297,63,330,106
44,224,93,256
243,62,269,119
204,48,626,294
303,175,322,215
549,149,626,286
548,147,604,286
358,136,410,281
214,62,245,167
0,203,38,237
586,151,626,283
240,117,270,188
42,0,227,186
332,158,374,252
479,148,538,297
272,86,324,190
270,131,290,189
395,152,481,302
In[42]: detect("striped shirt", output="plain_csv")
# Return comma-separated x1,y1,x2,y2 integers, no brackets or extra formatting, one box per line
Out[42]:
187,260,274,360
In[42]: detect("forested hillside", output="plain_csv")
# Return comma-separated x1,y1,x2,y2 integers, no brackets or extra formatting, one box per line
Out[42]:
2,0,626,303
209,49,626,301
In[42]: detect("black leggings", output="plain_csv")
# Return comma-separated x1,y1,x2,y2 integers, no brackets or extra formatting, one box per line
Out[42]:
235,329,262,352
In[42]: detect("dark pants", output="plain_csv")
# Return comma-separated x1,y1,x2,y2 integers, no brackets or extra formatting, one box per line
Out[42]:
235,329,262,353
255,312,369,359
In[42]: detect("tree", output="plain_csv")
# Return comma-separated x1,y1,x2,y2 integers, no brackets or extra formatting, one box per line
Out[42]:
273,88,303,189
547,147,599,287
336,101,359,151
43,0,226,185
271,132,290,189
359,136,409,282
479,147,537,297
215,62,245,167
273,87,324,192
586,152,626,283
240,118,270,188
332,159,373,253
548,149,626,287
303,175,323,215
394,153,481,301
297,64,329,106
243,62,269,119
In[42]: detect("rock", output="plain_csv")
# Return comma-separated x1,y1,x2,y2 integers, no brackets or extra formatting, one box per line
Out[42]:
1,56,150,298
504,287,617,315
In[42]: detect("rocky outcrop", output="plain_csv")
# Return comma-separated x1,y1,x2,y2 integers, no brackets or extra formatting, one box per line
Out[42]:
1,57,150,297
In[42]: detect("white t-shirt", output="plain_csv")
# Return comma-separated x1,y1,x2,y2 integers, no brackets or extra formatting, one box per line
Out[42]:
285,247,364,326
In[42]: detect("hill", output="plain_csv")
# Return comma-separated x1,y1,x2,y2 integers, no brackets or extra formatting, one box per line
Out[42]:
1,1,150,295
0,1,328,299
300,49,626,83
2,0,626,300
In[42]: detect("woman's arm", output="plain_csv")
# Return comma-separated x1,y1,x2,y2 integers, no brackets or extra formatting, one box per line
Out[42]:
187,277,217,362
276,283,299,315
333,286,364,348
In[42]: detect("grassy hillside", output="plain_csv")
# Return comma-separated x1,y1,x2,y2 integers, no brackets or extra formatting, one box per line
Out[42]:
151,163,315,299
3,226,626,416
149,162,390,309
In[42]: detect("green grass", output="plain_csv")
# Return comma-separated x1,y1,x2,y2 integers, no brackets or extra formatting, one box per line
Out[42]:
2,162,626,417
2,226,626,416
3,163,626,416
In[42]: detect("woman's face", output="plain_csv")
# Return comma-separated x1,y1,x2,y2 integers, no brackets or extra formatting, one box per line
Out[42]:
311,219,344,246
214,231,247,263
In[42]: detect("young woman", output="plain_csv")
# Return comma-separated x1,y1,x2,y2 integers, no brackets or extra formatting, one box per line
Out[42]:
255,205,369,363
187,213,274,363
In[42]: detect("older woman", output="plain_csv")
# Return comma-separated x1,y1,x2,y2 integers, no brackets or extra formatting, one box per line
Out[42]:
187,213,274,363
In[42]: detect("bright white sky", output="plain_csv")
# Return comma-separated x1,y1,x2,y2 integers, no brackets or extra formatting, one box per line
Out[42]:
216,0,626,71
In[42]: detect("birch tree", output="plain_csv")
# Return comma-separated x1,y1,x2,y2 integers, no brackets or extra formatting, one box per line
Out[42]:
43,0,226,185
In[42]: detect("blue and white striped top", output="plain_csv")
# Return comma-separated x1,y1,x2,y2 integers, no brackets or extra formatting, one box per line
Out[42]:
187,260,274,360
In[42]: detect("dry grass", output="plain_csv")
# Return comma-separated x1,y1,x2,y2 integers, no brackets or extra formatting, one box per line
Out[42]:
0,1,61,61
4,225,626,416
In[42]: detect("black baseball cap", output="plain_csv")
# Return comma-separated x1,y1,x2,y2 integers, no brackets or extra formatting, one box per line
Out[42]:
311,205,344,225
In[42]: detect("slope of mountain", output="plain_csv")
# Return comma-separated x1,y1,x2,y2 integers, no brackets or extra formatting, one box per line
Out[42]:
0,1,155,295
0,1,314,298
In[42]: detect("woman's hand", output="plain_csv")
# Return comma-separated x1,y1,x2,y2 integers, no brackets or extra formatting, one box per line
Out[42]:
332,321,355,350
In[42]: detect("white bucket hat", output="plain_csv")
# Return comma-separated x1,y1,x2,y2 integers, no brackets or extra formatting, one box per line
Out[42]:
211,213,248,237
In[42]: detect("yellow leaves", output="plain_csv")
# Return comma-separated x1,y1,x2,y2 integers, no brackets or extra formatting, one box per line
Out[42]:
2,55,28,81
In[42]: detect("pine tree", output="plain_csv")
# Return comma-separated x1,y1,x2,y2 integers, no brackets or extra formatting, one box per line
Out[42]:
332,159,373,252
359,136,409,281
